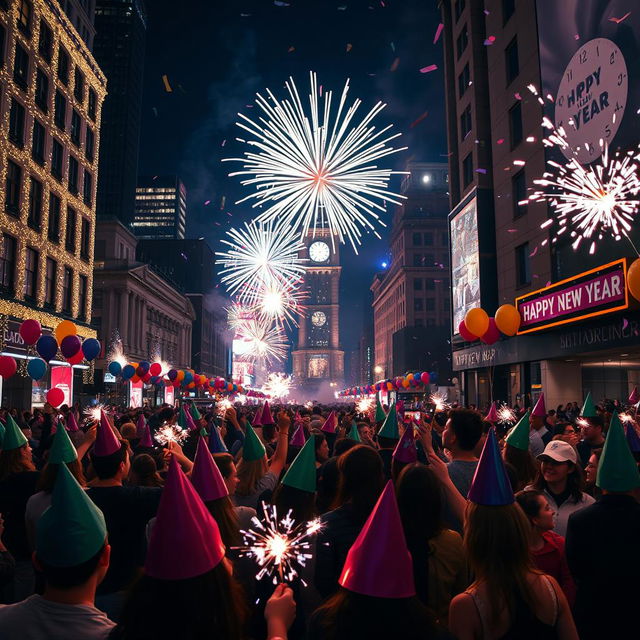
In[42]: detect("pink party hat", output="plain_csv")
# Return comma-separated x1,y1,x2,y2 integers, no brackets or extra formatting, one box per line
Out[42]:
251,403,264,427
392,425,417,463
145,456,225,580
290,423,307,447
93,410,122,457
66,411,80,433
321,410,337,434
136,413,146,438
531,393,546,417
190,437,229,502
339,480,415,598
261,400,275,425
139,422,154,448
184,405,198,431
485,401,499,423
629,386,639,405
467,427,514,505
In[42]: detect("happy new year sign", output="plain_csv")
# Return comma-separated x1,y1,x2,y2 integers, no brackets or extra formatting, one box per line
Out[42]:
516,259,629,334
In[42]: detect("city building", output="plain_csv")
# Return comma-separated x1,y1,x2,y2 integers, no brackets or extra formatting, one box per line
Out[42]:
136,237,230,378
56,0,95,49
0,0,106,408
133,175,187,239
92,0,146,226
371,162,451,380
440,0,640,407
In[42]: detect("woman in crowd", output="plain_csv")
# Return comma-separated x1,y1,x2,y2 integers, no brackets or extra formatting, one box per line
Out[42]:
314,431,330,468
213,452,257,531
583,447,602,498
552,423,580,448
128,454,164,488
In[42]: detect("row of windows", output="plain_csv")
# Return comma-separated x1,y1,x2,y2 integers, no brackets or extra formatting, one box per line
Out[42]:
414,297,449,312
411,231,448,247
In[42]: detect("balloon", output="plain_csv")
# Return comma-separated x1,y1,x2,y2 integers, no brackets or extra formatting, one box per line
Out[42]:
136,365,146,377
47,387,65,407
464,308,490,338
138,361,150,374
19,319,42,345
168,369,178,380
386,382,393,390
407,373,414,381
131,374,140,383
67,351,84,365
627,258,640,301
82,338,101,361
421,371,430,384
36,335,58,362
458,321,477,342
480,318,501,345
184,371,193,384
402,378,410,388
177,370,185,382
429,371,438,384
122,364,135,380
495,304,521,336
55,320,77,345
27,358,47,380
142,372,152,382
60,335,82,358
0,355,17,378
108,361,122,376
149,362,162,376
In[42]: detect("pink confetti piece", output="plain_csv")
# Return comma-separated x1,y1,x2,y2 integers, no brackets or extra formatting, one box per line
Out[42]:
204,200,211,206
433,23,444,44
484,36,496,45
546,281,551,287
497,138,505,145
475,168,487,174
420,64,438,73
529,246,538,258
390,57,400,72
319,85,323,96
623,318,629,330
609,12,631,24
346,43,352,52
410,110,429,128
514,92,521,100
484,9,490,15
507,229,518,233
574,34,579,40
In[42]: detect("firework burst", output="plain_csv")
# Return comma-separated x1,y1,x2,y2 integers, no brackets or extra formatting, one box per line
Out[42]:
224,71,407,252
262,373,292,400
234,316,289,364
154,423,189,447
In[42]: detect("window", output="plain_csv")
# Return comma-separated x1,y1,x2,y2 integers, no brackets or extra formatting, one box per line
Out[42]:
27,177,43,230
413,254,423,267
85,126,94,162
17,0,32,36
38,19,53,61
460,104,472,140
454,0,465,21
426,298,435,311
502,0,515,23
0,235,16,293
23,247,38,299
74,67,84,102
9,98,25,147
68,156,78,194
13,43,29,89
48,191,61,241
424,232,434,246
80,217,90,258
424,252,434,264
62,267,72,313
413,278,423,291
5,160,22,215
65,207,76,251
83,170,92,206
54,90,66,130
45,257,56,306
512,170,527,218
78,274,87,318
456,24,468,59
509,102,522,148
51,138,63,180
412,232,422,246
0,23,5,67
426,280,435,291
88,87,96,120
414,298,423,312
505,37,519,85
458,63,470,98
35,68,49,112
57,47,69,85
31,118,46,165
70,109,81,146
515,243,531,287
462,152,473,187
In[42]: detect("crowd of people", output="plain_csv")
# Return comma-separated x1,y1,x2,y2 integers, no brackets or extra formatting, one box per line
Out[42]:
0,390,638,639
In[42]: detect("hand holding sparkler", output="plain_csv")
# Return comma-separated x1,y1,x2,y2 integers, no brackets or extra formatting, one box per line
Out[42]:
265,583,297,638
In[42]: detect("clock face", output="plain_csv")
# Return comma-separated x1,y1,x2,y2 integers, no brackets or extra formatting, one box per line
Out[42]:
311,311,327,327
555,38,627,164
309,241,330,263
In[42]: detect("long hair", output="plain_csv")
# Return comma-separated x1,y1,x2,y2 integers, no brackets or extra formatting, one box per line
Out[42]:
37,459,85,492
503,445,538,491
464,502,542,626
235,457,268,496
532,459,585,502
0,446,35,480
130,454,164,488
204,496,240,547
271,483,316,522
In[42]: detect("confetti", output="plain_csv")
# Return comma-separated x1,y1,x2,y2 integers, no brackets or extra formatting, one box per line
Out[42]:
410,110,429,128
288,46,295,53
574,34,579,40
609,12,631,24
161,74,173,92
204,200,211,206
274,1,290,5
497,138,505,145
475,168,487,174
433,23,444,44
507,229,517,233
529,246,538,258
346,43,352,52
390,57,400,72
623,318,629,330
221,139,226,146
484,36,496,45
526,136,535,142
514,92,521,100
513,159,525,166
420,64,438,73
484,9,490,15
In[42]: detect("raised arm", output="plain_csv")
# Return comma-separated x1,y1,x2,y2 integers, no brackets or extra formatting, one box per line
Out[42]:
267,411,291,477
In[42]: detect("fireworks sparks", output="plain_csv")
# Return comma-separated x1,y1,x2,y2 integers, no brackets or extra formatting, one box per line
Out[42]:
261,373,292,400
234,504,323,585
83,404,105,422
234,317,289,364
497,404,516,425
226,302,255,332
429,392,450,412
224,71,407,252
253,281,306,328
154,423,189,447
619,412,634,424
107,331,127,368
216,398,234,417
356,396,374,414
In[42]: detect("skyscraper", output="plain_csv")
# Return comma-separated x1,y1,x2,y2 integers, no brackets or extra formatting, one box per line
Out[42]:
92,0,146,226
133,175,186,239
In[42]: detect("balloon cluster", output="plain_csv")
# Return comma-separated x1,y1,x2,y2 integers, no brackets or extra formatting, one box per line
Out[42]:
338,371,439,398
458,305,521,345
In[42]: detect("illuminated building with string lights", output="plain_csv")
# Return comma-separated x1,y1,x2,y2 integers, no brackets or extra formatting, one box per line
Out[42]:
0,0,106,407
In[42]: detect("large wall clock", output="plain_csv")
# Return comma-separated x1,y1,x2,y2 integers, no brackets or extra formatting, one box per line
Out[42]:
309,241,330,263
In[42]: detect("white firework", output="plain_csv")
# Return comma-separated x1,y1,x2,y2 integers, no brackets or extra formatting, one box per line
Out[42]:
262,373,292,400
252,280,306,328
235,317,289,364
356,396,374,414
107,331,127,368
224,71,407,252
227,302,256,332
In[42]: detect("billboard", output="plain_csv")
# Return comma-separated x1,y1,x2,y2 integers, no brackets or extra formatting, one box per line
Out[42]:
50,366,73,406
450,197,480,332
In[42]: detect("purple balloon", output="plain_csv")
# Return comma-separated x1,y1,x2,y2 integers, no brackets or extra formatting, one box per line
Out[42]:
60,334,82,359
168,369,178,380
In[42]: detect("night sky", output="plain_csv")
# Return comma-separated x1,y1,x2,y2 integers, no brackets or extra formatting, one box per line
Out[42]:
138,0,446,356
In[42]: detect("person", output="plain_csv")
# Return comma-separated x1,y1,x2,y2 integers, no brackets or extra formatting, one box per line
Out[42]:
528,440,594,536
583,448,602,498
552,423,580,448
313,431,329,468
128,454,164,488
530,394,552,456
0,464,114,639
212,452,256,531
376,404,401,479
515,490,575,605
0,513,16,603
576,415,605,468
443,409,483,497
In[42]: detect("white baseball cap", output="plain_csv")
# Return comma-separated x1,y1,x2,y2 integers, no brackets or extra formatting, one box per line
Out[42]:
537,440,578,464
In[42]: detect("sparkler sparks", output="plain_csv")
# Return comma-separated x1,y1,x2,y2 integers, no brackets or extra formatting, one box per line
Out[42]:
107,331,127,368
83,404,105,422
216,398,234,417
154,423,189,447
429,392,450,412
356,396,375,414
576,417,589,428
224,71,407,252
619,412,634,424
261,373,292,400
497,404,516,425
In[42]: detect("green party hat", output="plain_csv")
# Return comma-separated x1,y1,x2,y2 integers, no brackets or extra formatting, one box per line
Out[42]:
375,396,386,423
177,405,189,430
190,403,202,421
199,427,209,438
2,414,28,450
281,435,317,492
242,424,267,461
347,421,362,442
48,422,78,464
0,420,5,447
505,410,531,451
36,463,107,567
378,403,399,440
596,411,640,492
580,392,597,418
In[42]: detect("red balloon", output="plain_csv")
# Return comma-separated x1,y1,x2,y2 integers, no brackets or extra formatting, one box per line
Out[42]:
480,318,501,345
19,319,42,345
458,320,477,342
0,355,17,378
420,372,430,384
143,372,152,382
47,387,65,407
149,362,162,376
67,351,84,365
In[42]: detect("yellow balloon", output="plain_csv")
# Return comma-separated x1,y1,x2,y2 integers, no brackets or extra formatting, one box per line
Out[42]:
627,259,640,302
402,378,410,388
55,320,77,345
495,304,521,336
464,308,490,338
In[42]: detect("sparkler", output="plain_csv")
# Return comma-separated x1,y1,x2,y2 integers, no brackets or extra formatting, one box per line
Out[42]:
107,331,127,368
356,396,374,414
497,404,516,425
619,412,634,424
224,71,407,252
154,423,189,447
576,417,589,428
429,392,450,412
216,398,234,417
83,404,105,423
261,373,292,400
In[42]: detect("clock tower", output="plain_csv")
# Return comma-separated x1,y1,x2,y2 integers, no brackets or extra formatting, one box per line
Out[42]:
292,228,344,390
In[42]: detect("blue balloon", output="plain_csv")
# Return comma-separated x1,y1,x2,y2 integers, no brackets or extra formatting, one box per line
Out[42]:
82,338,101,361
183,371,193,384
36,335,58,362
429,371,438,384
122,364,135,380
27,358,47,380
108,361,122,376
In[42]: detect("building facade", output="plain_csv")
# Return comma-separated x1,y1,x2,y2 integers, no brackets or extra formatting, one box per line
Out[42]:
133,175,186,239
56,0,95,49
0,0,106,407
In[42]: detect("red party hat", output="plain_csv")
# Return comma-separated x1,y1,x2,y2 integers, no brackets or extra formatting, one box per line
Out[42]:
261,400,275,425
136,413,146,438
251,403,264,427
66,411,80,433
139,422,154,448
321,410,337,434
290,423,307,447
531,393,546,417
485,401,499,423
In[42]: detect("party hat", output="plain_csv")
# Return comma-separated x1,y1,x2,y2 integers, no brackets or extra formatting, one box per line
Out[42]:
375,397,386,423
505,410,531,451
596,411,640,492
48,419,78,464
0,420,5,447
281,435,317,492
241,424,266,461
191,437,229,502
393,425,417,463
177,405,189,430
190,403,202,421
145,457,225,580
396,399,405,417
378,403,400,440
208,425,228,454
261,401,275,425
251,403,264,427
468,427,514,505
199,427,209,438
66,411,80,433
37,463,106,567
531,393,546,417
139,422,154,448
625,423,640,453
339,480,415,598
347,421,361,442
2,414,28,450
321,410,337,434
93,410,122,457
290,423,306,447
580,392,596,418
629,386,639,405
136,413,146,438
294,411,303,424
184,406,198,431
485,401,498,423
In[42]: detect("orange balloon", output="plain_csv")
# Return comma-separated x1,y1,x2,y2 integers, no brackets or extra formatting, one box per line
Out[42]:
627,258,640,302
464,308,490,338
495,304,521,336
55,320,77,345
176,370,185,381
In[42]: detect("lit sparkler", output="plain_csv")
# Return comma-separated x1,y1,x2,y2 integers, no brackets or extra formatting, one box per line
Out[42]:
83,404,105,423
224,71,407,252
429,392,450,412
497,404,517,425
356,396,374,414
576,417,589,428
619,412,634,424
216,398,234,417
107,331,128,368
262,373,292,400
154,423,189,447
